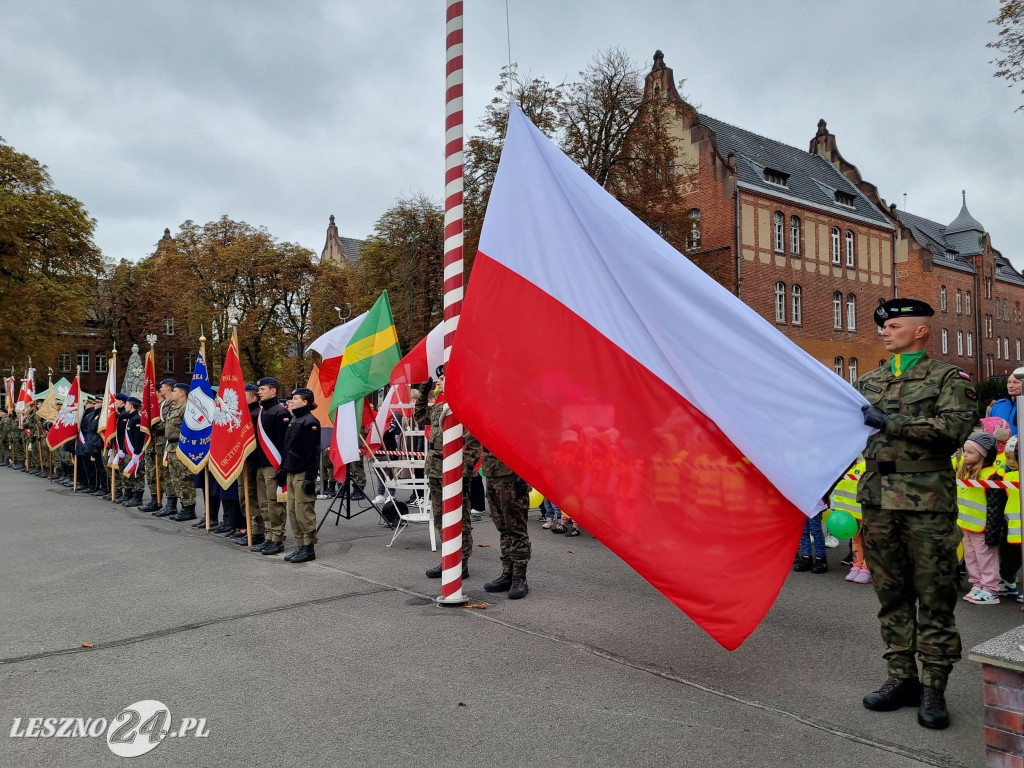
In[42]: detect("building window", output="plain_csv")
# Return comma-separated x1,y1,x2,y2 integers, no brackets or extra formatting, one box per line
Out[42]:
833,291,843,329
57,351,71,372
944,250,956,261
997,342,1001,361
163,352,174,373
941,329,948,354
957,331,964,356
164,318,175,336
987,315,994,338
763,168,789,187
845,231,855,268
831,228,841,265
966,291,972,315
95,355,107,374
848,358,858,384
996,300,1001,321
76,350,90,373
1018,339,1021,361
940,286,947,312
846,294,857,331
835,190,856,207
686,208,701,251
790,216,801,255
666,159,674,177
791,285,802,324
773,212,784,253
834,356,844,376
1005,337,1011,360
986,278,992,299
185,353,196,373
967,332,973,357
775,282,786,322
1005,299,1010,321
956,289,962,314
1017,302,1022,323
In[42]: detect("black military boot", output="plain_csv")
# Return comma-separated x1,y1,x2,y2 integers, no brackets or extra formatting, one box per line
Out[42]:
863,677,922,711
154,496,178,517
172,504,197,522
261,540,284,556
248,535,268,551
112,488,126,504
284,545,305,562
508,576,529,599
425,564,443,578
793,553,812,572
810,555,828,574
483,572,514,592
290,544,316,563
139,496,161,513
123,491,143,508
918,686,950,729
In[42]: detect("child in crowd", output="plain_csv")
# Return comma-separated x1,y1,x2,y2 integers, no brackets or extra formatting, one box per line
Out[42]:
956,432,1003,605
996,437,1023,602
793,509,828,574
831,458,871,584
551,507,582,537
539,497,558,528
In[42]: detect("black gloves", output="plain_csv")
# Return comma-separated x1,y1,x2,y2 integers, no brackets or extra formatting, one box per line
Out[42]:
861,404,888,431
419,379,434,396
514,477,529,495
274,471,287,487
302,479,315,496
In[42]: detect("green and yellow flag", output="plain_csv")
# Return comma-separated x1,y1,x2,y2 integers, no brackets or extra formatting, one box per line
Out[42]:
329,291,402,412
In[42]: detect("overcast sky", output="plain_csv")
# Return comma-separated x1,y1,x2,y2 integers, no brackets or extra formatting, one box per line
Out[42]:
1,0,1020,268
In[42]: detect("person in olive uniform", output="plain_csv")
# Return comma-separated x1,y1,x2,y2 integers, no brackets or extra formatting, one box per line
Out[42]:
251,377,291,555
477,441,532,599
855,298,977,730
140,379,174,512
279,387,321,563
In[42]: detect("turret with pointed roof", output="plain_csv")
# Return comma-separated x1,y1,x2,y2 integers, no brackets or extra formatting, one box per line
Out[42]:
945,191,986,256
321,215,364,267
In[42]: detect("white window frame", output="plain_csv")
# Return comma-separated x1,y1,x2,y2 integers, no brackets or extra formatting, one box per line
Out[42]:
940,286,947,312
848,358,858,384
967,332,973,357
833,292,843,329
773,212,784,253
957,331,964,356
845,231,855,268
956,289,962,314
57,351,71,372
774,282,786,323
966,291,972,315
941,329,948,354
76,350,90,373
831,228,841,265
846,294,857,331
791,285,802,325
95,355,107,374
834,356,844,376
790,216,800,255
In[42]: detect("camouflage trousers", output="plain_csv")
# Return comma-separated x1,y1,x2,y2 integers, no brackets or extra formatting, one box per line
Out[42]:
167,455,196,505
346,460,366,490
0,436,9,463
860,506,962,690
429,474,473,561
146,443,165,499
486,474,531,577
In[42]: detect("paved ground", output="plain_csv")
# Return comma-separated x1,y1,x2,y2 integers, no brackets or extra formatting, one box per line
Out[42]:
0,468,1017,767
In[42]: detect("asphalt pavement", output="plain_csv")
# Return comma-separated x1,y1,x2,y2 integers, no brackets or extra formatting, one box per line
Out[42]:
0,468,1017,767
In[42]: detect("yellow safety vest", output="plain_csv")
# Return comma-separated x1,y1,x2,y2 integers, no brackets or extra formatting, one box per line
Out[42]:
956,461,995,533
830,460,864,521
1005,469,1021,545
995,452,1008,476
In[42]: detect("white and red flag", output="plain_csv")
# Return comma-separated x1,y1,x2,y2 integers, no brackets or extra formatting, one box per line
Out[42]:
447,105,873,650
209,335,256,489
45,376,82,451
139,350,160,449
98,356,118,450
4,377,14,410
15,369,35,426
390,321,444,388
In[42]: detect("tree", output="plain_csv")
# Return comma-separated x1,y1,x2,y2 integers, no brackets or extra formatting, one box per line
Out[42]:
989,1,1024,111
352,195,445,353
0,138,104,372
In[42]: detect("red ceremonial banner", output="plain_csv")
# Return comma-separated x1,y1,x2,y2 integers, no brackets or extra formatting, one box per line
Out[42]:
46,376,82,451
140,350,160,449
208,336,255,489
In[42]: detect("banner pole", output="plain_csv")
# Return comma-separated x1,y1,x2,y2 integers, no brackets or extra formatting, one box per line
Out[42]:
437,0,468,605
73,453,77,491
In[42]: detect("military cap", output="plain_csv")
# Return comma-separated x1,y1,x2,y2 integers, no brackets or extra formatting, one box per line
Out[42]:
159,378,177,387
127,396,142,406
1012,367,1024,381
873,298,934,327
292,387,314,397
244,384,258,392
114,392,129,402
257,377,279,389
435,364,445,378
173,382,190,392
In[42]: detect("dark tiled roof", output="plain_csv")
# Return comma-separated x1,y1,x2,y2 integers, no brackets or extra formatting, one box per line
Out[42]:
995,250,1024,287
337,236,364,263
896,210,976,275
697,114,891,227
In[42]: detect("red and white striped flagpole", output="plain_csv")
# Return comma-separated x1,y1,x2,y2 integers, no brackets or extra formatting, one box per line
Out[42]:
437,0,468,605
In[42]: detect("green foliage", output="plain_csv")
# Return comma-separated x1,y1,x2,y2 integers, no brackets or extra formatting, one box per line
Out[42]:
989,1,1024,111
0,138,104,371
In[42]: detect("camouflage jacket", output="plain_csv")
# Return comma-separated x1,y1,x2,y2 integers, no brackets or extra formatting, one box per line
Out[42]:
415,385,480,479
854,353,977,512
163,402,183,446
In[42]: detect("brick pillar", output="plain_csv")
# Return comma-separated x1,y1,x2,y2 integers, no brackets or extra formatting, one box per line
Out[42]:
980,662,1024,767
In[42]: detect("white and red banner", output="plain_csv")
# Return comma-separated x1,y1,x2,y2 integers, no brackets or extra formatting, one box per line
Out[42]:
391,321,444,388
140,350,160,449
98,356,118,450
447,105,873,650
15,369,35,426
308,311,369,397
209,336,256,489
45,376,82,451
3,377,14,410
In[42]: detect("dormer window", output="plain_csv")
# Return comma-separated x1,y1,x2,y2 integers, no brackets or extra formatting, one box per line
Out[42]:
834,190,856,208
763,168,789,188
944,250,956,261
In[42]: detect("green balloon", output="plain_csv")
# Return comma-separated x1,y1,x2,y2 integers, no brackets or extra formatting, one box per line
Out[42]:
826,509,858,539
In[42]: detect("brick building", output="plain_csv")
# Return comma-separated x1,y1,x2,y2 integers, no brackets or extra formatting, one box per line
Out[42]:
648,52,895,384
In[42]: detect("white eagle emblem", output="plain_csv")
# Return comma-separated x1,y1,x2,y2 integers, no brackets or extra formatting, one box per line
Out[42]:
55,394,78,427
213,388,242,432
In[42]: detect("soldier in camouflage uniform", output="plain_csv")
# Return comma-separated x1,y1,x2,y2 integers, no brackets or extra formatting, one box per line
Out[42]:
855,298,976,731
416,366,477,579
140,379,174,512
475,441,531,599
158,383,196,518
0,409,10,466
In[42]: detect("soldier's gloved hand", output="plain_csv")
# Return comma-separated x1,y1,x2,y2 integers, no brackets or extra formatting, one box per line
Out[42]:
274,470,287,487
302,479,315,496
861,404,888,430
419,379,433,396
514,477,529,495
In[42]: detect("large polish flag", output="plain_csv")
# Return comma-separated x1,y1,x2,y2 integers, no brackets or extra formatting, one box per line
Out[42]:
446,105,873,650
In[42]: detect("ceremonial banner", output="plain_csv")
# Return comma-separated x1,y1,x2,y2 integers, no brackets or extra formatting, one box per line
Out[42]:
446,105,873,650
15,369,35,426
3,377,14,410
176,351,214,472
139,350,160,449
328,292,401,411
390,321,444,387
209,336,255,489
98,356,118,449
45,376,82,450
35,385,60,423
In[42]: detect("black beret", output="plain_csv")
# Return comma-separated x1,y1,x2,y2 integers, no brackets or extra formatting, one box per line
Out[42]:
435,364,445,378
159,378,177,387
257,377,280,389
244,384,259,393
874,298,934,328
114,392,129,401
292,387,314,397
173,382,190,392
127,396,142,406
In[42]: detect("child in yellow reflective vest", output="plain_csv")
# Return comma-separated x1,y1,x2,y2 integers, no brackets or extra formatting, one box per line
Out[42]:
830,459,871,584
996,436,1022,602
955,432,1002,605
